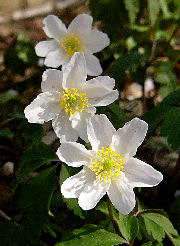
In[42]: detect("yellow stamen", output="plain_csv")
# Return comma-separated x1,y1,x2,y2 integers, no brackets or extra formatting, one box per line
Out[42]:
59,88,89,116
89,147,124,182
60,32,85,57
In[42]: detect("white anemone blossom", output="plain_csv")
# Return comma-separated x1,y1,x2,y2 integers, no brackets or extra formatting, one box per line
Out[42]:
57,115,163,215
35,14,110,76
24,53,118,142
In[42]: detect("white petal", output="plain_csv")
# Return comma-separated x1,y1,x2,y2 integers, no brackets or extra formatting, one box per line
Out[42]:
43,15,67,40
84,54,102,76
35,40,59,57
61,166,95,198
83,76,115,98
41,69,63,93
62,52,87,89
24,92,60,124
44,49,68,68
85,30,110,53
78,179,110,210
89,90,119,107
56,142,92,167
71,107,96,142
52,111,78,142
124,157,163,188
87,114,116,151
68,14,92,36
107,173,136,215
111,118,148,158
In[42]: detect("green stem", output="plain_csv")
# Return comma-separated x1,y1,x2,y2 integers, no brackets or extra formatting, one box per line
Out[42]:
107,196,122,237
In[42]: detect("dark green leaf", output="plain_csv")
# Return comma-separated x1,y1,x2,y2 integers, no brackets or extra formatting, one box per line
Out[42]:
56,228,125,246
16,167,56,244
108,104,130,122
13,142,57,189
143,88,180,149
0,129,14,139
16,120,44,146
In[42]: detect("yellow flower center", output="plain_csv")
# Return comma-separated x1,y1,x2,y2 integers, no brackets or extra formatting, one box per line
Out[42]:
60,32,85,57
59,88,89,116
89,147,124,182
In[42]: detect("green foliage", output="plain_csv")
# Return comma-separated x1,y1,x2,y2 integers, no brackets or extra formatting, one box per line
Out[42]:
4,34,38,75
124,0,139,24
0,167,56,246
112,52,147,85
56,226,125,246
143,88,180,149
141,213,180,245
118,213,139,244
13,142,57,189
155,61,178,98
148,0,160,25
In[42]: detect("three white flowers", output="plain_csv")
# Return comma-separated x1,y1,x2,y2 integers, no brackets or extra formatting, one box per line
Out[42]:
24,13,163,215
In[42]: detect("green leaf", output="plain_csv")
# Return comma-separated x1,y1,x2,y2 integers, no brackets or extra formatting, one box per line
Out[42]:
0,129,14,139
143,88,180,149
160,0,172,19
108,103,130,122
16,167,56,244
148,0,160,25
118,213,139,243
13,142,57,189
56,228,125,246
16,120,44,146
60,164,84,218
112,52,146,84
0,92,17,103
160,108,180,150
124,0,139,24
141,213,180,245
142,215,165,242
0,221,17,246
142,242,163,246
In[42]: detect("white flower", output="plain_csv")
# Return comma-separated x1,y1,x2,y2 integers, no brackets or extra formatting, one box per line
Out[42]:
57,115,163,215
35,14,110,76
24,53,118,142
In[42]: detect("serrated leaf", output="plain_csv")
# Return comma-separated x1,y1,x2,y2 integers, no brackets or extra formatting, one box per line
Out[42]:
13,142,57,189
60,164,84,218
142,215,165,242
56,229,125,246
142,213,180,245
124,0,139,24
118,213,139,243
148,0,160,25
